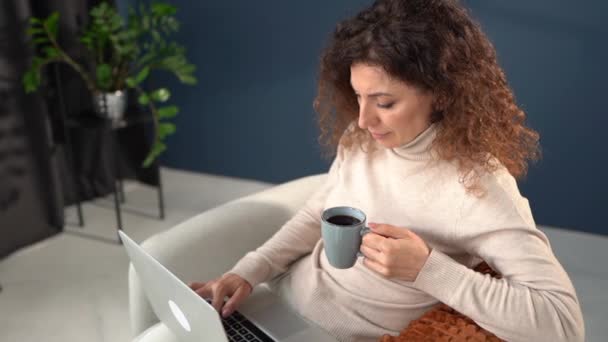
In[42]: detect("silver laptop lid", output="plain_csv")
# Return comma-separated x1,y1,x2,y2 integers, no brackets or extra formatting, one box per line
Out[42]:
119,230,229,342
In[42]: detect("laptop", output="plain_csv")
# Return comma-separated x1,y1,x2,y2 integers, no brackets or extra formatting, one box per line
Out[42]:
119,230,337,342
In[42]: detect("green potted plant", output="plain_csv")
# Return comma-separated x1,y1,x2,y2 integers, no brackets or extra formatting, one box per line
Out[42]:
22,1,197,167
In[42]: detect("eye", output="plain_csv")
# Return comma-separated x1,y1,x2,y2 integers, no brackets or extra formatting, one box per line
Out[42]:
377,102,394,109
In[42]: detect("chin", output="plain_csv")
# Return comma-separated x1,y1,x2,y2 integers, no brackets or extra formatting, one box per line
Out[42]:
377,139,399,149
368,131,399,148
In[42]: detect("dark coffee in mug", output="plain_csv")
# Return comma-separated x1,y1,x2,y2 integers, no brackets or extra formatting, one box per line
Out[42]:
327,215,362,226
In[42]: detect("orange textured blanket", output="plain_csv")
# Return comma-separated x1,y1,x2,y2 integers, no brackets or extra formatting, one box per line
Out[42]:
378,262,505,342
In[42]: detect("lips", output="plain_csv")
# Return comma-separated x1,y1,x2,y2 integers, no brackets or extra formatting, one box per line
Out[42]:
370,131,390,139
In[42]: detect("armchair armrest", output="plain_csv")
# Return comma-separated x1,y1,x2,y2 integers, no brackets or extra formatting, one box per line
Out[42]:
128,174,326,337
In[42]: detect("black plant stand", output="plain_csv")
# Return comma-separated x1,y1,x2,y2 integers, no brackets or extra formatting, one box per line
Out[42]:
52,71,165,244
53,65,84,228
105,109,166,243
62,111,165,244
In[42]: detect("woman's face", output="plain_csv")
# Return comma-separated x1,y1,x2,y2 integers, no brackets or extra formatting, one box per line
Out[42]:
350,63,434,148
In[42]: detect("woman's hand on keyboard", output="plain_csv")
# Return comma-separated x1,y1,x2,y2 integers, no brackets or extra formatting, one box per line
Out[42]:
189,273,253,318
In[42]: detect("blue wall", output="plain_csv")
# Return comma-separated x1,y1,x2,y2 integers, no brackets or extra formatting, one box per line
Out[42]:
125,1,607,236
462,1,608,235
145,0,371,182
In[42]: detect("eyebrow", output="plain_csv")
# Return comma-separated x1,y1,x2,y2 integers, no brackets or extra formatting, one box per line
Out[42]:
353,91,394,98
367,92,393,98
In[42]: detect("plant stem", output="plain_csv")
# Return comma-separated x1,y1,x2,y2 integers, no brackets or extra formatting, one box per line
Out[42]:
43,23,98,95
134,84,159,143
116,62,131,89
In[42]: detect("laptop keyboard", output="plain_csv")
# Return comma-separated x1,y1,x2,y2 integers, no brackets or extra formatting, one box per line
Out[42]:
222,311,275,342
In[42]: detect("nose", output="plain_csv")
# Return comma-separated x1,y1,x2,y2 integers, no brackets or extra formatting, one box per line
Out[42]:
357,102,379,129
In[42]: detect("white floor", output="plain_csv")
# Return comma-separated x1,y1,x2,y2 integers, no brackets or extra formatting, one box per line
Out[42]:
0,168,272,342
0,167,607,342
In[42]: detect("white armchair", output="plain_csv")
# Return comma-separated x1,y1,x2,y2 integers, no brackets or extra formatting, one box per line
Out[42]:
129,174,327,341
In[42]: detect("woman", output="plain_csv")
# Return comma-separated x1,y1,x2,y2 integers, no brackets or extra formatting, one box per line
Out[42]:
190,0,585,341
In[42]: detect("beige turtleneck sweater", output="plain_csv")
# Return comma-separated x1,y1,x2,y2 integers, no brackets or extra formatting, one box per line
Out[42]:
229,124,585,342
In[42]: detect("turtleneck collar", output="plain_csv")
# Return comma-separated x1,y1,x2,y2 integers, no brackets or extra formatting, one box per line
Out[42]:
389,123,438,161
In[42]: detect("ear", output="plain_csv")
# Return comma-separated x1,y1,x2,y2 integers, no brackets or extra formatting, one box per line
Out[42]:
431,91,451,122
432,91,450,112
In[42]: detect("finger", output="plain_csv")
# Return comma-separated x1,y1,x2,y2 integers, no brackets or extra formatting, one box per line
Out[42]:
222,285,251,317
369,223,410,239
211,283,229,313
188,282,205,290
362,257,390,277
195,282,214,299
361,232,387,251
360,245,384,264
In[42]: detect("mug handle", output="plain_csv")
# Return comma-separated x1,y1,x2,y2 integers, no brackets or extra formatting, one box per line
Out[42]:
356,227,372,258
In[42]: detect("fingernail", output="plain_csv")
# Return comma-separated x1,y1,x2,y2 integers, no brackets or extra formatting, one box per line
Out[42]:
222,308,230,317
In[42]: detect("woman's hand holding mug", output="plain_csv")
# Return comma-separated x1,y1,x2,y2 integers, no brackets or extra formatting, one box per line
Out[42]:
321,206,431,281
360,223,431,282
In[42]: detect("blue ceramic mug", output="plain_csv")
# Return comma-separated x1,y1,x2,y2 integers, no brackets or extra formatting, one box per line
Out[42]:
321,206,371,269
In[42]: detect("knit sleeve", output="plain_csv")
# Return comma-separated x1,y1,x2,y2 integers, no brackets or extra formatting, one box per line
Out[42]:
412,168,585,342
228,144,345,287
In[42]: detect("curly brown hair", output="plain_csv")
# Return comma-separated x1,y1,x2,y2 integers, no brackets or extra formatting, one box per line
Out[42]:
314,0,540,190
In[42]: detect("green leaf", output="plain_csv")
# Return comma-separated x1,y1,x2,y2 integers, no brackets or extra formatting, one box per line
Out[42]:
150,88,170,102
22,69,41,93
158,123,176,139
44,12,60,39
180,76,198,85
180,64,196,73
125,77,136,88
179,75,197,85
44,47,60,58
160,55,181,69
116,29,137,42
157,105,179,119
31,56,45,67
138,93,150,105
96,64,112,90
161,17,179,33
109,14,123,31
142,141,166,168
174,64,197,84
138,51,159,68
29,17,42,25
151,3,177,16
26,27,44,36
91,2,110,18
151,30,161,42
32,37,49,45
114,44,126,55
132,66,150,86
80,36,93,46
142,16,150,30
